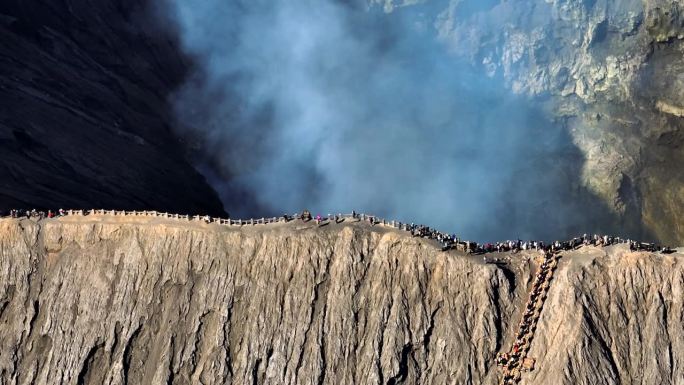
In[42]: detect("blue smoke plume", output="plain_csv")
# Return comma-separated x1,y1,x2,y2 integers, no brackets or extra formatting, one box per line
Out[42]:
164,0,616,241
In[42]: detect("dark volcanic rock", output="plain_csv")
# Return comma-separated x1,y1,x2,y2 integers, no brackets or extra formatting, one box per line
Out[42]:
0,0,225,215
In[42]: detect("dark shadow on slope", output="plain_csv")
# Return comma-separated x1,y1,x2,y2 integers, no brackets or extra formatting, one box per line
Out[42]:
0,0,226,216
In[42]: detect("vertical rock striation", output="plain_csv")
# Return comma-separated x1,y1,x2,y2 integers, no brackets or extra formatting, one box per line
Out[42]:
0,217,682,384
0,218,524,385
529,246,684,385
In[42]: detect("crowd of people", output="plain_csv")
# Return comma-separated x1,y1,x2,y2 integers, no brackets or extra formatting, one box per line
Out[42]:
0,208,676,254
290,210,674,254
392,220,674,255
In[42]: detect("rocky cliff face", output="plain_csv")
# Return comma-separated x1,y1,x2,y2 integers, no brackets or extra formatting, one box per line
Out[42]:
0,216,681,384
0,0,224,215
422,0,684,244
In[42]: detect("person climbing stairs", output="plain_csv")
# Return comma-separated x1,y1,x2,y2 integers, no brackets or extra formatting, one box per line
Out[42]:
496,251,561,384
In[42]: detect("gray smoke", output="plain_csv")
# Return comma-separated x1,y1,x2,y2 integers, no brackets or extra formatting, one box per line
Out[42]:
165,0,617,241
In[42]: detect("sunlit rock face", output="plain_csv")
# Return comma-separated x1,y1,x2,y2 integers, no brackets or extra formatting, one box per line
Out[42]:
0,216,682,385
427,0,684,244
0,1,225,215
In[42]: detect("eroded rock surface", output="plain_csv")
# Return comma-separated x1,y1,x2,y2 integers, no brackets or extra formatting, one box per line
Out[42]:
0,216,682,384
427,0,684,244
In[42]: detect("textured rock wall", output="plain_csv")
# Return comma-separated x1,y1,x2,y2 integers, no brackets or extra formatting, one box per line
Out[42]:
0,217,682,384
0,217,524,385
428,0,684,244
528,246,684,385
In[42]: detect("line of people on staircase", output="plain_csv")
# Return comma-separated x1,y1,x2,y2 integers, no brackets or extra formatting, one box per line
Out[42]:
496,251,559,384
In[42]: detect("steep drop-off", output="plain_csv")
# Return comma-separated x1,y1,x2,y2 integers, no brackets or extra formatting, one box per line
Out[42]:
0,216,681,384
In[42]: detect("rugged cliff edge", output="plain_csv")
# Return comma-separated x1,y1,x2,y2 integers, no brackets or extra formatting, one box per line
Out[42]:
0,216,682,385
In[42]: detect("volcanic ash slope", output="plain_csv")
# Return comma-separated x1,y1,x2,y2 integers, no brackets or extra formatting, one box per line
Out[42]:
0,217,682,385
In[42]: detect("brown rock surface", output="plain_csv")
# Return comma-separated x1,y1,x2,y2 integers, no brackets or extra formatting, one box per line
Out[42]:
0,216,682,384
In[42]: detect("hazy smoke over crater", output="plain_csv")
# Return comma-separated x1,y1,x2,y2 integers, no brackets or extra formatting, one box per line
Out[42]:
166,0,615,241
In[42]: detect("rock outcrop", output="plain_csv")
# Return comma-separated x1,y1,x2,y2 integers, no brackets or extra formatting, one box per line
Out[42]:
426,0,684,244
0,216,681,384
